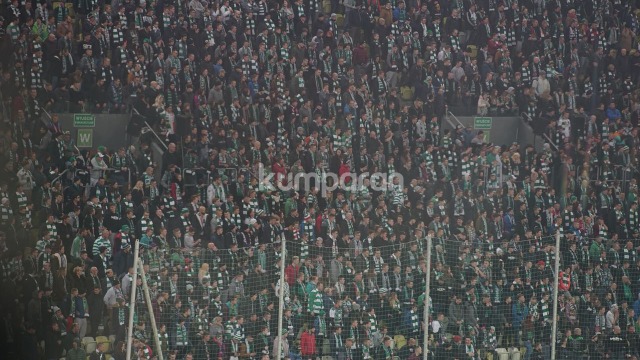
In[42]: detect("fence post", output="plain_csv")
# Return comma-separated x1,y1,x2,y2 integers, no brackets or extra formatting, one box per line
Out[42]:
423,235,432,360
137,257,164,360
550,232,561,359
275,237,287,360
125,240,140,360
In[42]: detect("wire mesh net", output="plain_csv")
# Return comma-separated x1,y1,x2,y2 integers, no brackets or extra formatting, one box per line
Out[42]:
6,197,640,360
76,228,638,360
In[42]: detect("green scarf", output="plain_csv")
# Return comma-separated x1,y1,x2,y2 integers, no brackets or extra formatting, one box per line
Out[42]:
118,306,126,325
383,345,393,359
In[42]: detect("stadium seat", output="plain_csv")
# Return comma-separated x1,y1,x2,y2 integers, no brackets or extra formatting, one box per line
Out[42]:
393,335,406,349
322,0,331,14
322,338,330,355
401,86,414,101
509,347,521,360
467,44,478,58
495,348,509,360
108,335,116,347
96,336,110,353
81,337,94,347
84,341,97,354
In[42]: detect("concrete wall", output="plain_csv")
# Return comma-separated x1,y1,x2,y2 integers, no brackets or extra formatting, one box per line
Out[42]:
444,115,544,152
56,113,543,156
57,113,133,151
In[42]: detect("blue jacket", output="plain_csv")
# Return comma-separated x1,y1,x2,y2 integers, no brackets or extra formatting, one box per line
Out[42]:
72,296,86,318
605,108,621,120
512,302,529,328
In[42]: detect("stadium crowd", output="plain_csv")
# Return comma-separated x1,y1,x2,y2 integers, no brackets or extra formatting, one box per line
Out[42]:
2,0,640,359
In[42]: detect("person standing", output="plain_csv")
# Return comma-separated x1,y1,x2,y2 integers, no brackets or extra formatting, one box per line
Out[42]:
69,287,90,338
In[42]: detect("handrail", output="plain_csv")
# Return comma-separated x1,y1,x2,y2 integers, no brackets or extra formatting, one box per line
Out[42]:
133,108,168,151
542,133,560,152
443,113,459,131
182,167,212,187
41,107,53,122
51,169,69,186
520,112,533,126
85,167,132,186
447,111,465,128
40,107,57,131
145,121,168,151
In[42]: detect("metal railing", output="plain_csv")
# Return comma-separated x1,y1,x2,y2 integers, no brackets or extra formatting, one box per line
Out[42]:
181,167,241,187
447,110,465,128
542,133,560,152
51,169,69,187
132,108,168,151
218,167,239,181
520,112,542,150
85,167,132,186
520,111,533,124
41,107,53,122
181,167,211,189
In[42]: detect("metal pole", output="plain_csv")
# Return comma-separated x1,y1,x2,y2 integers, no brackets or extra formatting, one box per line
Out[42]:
550,232,561,360
275,237,287,360
125,241,140,360
423,235,433,360
137,258,164,360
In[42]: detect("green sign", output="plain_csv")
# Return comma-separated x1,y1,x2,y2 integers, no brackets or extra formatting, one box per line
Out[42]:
77,129,93,147
73,113,95,127
474,117,492,130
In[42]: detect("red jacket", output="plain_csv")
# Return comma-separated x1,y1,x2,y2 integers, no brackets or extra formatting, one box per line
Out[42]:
353,44,369,65
339,163,351,184
272,162,287,185
300,331,316,356
558,271,571,291
285,264,300,286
